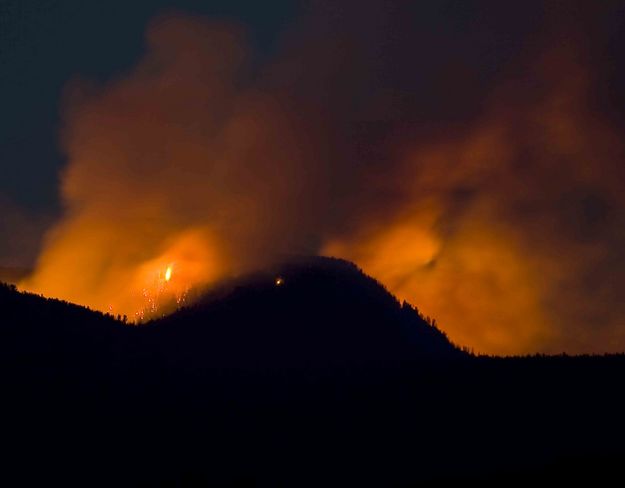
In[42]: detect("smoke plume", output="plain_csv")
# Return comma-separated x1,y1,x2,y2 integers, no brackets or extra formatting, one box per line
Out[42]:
22,3,625,354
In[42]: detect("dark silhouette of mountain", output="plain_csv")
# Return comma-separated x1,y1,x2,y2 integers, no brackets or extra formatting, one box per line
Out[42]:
141,256,464,371
2,257,625,486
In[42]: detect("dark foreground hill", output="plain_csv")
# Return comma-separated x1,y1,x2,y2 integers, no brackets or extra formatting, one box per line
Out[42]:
2,257,625,486
141,256,464,370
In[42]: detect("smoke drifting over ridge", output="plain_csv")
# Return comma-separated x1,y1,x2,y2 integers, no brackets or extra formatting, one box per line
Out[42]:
22,16,328,319
326,46,625,354
21,2,625,354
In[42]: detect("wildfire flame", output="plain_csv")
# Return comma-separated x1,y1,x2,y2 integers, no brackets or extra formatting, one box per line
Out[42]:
21,227,219,323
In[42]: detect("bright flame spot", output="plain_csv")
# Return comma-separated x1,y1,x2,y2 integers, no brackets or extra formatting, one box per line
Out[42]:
275,277,284,286
21,226,220,323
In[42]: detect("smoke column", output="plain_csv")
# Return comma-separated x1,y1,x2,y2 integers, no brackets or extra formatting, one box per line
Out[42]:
22,3,625,354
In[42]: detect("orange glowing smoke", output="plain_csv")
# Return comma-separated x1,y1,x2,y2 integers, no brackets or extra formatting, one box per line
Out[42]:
20,14,318,321
24,226,219,320
18,10,625,354
324,49,625,355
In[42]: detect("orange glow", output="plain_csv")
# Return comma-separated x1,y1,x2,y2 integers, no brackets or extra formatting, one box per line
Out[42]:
323,50,623,355
19,15,309,322
17,15,625,355
22,227,221,321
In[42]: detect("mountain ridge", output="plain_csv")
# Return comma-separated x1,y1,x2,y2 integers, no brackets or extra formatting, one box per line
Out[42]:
3,258,625,485
1,256,464,378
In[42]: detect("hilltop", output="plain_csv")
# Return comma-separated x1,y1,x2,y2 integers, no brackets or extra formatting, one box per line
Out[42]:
2,258,625,485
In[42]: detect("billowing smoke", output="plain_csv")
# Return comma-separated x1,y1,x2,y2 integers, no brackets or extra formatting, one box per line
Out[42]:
326,46,625,355
21,3,625,354
23,15,329,319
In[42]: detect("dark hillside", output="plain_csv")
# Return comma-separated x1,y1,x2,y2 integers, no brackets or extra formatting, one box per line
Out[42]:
1,260,625,485
141,256,463,372
0,282,120,379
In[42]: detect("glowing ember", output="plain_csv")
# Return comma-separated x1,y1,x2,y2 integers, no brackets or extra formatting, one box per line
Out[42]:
165,266,172,282
275,277,284,286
